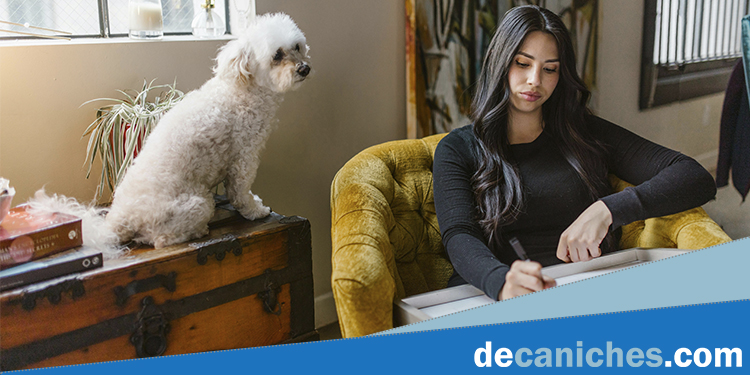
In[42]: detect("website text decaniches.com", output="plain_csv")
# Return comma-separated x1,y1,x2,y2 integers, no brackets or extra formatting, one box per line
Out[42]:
474,342,742,368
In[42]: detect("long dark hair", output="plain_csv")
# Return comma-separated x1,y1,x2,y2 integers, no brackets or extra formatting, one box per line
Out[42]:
471,5,611,251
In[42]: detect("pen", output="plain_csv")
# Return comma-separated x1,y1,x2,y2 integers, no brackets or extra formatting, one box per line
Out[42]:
509,237,529,261
510,237,553,289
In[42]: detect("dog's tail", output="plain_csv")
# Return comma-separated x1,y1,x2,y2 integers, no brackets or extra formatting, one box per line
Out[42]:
26,189,127,259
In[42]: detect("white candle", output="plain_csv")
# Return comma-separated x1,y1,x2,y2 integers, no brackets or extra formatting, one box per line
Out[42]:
129,2,163,31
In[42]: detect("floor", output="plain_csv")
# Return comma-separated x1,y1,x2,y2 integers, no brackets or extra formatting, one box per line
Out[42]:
318,322,342,340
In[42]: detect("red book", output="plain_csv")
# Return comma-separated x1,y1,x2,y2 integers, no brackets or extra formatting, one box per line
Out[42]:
0,206,82,269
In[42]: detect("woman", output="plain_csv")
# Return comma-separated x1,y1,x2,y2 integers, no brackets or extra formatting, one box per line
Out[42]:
433,5,716,301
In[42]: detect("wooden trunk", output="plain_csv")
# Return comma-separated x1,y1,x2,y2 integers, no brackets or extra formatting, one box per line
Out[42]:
0,203,316,370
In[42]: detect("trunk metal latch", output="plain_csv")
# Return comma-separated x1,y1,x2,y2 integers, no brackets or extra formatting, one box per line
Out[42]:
130,296,170,358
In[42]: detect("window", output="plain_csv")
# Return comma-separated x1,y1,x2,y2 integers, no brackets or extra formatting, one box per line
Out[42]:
640,0,749,109
0,0,228,39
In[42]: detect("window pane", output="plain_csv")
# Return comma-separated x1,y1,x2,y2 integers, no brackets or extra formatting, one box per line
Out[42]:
684,0,695,60
108,0,226,35
660,0,670,64
658,0,748,66
667,0,682,63
0,0,100,37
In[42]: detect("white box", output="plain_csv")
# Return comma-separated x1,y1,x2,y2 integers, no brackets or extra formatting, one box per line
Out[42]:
393,248,688,326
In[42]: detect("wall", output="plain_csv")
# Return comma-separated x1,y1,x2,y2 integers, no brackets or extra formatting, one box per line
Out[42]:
251,0,407,326
0,0,405,328
596,0,724,166
596,1,748,239
0,38,227,199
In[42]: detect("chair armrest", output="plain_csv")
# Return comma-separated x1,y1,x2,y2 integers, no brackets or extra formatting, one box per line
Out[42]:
330,156,401,338
651,207,731,249
619,207,731,249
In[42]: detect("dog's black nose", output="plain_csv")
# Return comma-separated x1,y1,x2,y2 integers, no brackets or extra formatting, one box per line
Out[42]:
297,64,310,77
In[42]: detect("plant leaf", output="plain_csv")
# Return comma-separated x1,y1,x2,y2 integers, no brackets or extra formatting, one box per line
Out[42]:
81,79,185,199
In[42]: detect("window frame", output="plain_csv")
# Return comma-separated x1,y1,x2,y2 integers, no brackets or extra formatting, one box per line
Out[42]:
640,0,743,109
0,0,231,40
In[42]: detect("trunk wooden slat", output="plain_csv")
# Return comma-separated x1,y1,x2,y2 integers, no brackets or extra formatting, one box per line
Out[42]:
0,208,315,371
27,287,292,369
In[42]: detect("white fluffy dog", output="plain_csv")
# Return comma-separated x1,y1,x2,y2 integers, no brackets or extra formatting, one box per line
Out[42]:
105,13,311,249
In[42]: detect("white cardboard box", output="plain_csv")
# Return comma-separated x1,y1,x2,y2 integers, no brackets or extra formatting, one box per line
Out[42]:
393,248,688,326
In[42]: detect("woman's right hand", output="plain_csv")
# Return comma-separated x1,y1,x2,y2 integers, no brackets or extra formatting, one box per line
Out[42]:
499,260,556,300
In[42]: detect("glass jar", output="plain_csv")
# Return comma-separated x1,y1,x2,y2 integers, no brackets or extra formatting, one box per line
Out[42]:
129,0,164,40
192,0,226,38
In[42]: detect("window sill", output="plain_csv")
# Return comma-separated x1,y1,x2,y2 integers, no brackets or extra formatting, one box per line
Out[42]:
0,34,235,48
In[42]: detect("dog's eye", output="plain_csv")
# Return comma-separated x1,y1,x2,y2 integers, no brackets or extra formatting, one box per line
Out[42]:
295,44,300,52
273,49,284,62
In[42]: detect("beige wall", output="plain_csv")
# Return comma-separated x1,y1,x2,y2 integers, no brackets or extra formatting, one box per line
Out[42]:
251,0,406,325
596,0,723,165
0,0,735,326
0,39,227,201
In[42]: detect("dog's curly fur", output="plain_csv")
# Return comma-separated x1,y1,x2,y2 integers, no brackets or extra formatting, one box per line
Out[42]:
105,13,311,249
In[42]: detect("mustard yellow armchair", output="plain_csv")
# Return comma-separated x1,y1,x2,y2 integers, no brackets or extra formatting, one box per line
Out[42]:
330,133,731,338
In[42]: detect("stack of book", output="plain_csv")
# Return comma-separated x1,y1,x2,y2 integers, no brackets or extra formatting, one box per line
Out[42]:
0,206,103,291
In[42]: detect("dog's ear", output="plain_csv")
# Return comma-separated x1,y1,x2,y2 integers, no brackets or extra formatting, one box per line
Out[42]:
214,39,256,85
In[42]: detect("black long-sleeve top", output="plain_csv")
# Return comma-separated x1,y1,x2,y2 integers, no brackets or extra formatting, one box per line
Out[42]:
433,116,717,300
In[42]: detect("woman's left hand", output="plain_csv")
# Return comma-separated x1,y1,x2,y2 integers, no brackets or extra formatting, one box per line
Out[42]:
556,200,613,262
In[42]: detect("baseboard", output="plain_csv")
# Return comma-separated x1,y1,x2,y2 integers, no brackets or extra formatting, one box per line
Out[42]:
694,150,718,176
314,291,338,329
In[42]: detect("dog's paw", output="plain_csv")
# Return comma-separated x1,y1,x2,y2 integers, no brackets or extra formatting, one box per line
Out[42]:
239,194,272,220
153,236,173,249
240,205,271,220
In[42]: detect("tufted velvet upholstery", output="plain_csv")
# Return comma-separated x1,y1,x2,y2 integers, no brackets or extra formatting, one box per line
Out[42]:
330,133,731,338
330,134,453,338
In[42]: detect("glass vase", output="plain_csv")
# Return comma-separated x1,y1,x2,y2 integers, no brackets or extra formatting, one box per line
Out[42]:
192,0,226,38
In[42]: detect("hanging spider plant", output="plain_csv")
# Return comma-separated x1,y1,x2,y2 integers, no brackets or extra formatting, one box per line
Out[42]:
82,79,184,200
